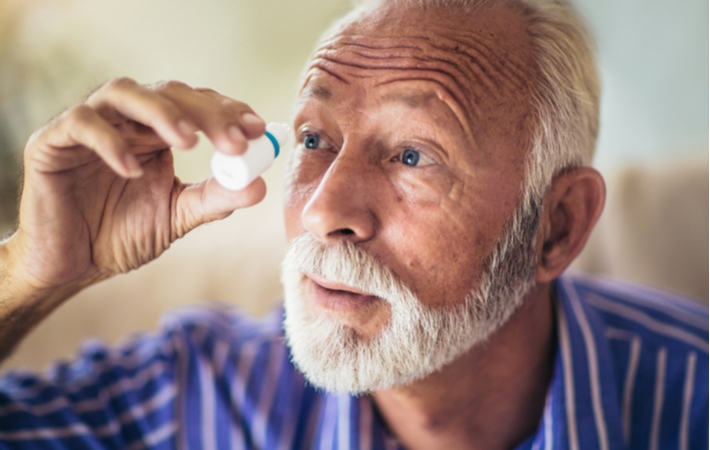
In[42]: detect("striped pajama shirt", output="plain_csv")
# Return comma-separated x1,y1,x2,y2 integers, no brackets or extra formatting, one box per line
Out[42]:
0,272,707,449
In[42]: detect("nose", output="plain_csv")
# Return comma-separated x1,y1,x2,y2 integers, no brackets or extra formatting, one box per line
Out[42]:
301,155,376,243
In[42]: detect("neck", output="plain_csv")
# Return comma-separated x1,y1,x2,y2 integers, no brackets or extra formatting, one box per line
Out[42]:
372,282,556,450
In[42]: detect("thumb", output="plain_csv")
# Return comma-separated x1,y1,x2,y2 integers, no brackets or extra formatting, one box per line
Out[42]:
171,177,267,240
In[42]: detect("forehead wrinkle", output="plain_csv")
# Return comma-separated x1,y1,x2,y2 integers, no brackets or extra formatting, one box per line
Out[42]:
446,30,531,92
311,37,485,116
331,35,505,98
311,30,532,113
376,76,479,145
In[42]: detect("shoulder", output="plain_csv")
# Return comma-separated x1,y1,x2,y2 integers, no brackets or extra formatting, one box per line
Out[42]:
558,271,708,354
159,302,285,347
557,272,708,449
156,302,292,384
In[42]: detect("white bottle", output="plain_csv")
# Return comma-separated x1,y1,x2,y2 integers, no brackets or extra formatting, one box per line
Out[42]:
210,122,289,191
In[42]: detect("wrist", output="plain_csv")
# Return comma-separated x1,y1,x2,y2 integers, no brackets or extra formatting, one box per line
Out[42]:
0,234,84,305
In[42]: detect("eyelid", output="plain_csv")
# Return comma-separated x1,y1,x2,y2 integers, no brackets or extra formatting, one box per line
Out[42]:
412,149,437,166
297,127,334,150
399,142,439,167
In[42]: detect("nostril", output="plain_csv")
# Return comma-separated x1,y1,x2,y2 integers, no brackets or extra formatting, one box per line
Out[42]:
329,228,355,237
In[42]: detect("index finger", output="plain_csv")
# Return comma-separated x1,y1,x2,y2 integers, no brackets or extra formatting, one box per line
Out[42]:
86,78,198,150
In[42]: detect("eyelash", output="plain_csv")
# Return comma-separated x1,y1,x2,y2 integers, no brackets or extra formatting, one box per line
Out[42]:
299,132,436,167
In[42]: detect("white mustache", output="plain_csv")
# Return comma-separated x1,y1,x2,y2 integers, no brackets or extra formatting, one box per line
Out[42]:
281,233,417,305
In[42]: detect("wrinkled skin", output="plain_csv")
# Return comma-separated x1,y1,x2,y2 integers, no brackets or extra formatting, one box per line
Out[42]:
284,3,537,337
279,3,599,449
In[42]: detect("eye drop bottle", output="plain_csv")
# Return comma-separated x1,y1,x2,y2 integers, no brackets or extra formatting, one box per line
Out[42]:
210,122,289,191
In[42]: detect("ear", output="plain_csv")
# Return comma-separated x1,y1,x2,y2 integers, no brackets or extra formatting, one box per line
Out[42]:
535,167,606,283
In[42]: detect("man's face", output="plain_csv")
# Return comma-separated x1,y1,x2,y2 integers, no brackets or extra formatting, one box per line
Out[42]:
281,3,539,391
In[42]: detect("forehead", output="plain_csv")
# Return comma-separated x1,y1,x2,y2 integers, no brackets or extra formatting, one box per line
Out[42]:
299,2,537,132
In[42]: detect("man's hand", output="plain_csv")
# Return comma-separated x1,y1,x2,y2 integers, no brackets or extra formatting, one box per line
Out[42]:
0,78,268,359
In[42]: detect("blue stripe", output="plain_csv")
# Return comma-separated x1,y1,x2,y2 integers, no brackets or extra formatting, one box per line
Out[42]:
0,276,707,449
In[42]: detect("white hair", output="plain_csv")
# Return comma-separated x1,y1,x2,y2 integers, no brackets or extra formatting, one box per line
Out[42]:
335,0,601,206
281,192,539,393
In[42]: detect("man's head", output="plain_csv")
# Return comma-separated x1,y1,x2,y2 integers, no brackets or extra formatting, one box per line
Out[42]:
280,0,604,393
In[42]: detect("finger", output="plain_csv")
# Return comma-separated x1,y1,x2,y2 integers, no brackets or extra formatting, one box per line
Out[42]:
159,84,265,156
86,78,199,150
31,105,140,178
171,177,267,240
196,88,267,140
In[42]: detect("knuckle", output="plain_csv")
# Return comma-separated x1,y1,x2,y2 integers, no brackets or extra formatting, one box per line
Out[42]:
195,86,218,95
104,76,138,92
62,104,94,126
155,80,189,93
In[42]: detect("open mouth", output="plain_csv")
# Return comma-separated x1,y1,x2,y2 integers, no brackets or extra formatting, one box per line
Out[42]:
305,273,380,314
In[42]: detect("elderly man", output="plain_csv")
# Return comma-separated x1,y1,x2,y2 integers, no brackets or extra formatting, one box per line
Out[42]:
0,0,707,448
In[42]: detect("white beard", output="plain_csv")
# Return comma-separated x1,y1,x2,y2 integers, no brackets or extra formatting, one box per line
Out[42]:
281,199,541,394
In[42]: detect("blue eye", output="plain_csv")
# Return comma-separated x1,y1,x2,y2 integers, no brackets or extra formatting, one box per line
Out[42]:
401,149,420,166
303,133,320,149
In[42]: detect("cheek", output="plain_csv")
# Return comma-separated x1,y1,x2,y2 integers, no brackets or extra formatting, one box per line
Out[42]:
283,152,327,239
377,198,492,307
389,168,455,206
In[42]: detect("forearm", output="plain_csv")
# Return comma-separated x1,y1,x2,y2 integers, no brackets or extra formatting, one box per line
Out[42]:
0,235,86,363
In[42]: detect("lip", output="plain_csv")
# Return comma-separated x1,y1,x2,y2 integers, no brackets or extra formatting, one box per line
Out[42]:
305,273,380,314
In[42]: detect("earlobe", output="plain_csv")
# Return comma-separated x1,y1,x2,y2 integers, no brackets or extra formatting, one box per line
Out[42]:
535,168,606,283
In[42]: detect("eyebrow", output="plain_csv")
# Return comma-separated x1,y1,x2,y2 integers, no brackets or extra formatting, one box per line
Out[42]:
380,90,437,108
302,84,332,102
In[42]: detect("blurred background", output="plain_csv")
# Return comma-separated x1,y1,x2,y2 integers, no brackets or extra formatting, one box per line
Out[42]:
0,0,707,370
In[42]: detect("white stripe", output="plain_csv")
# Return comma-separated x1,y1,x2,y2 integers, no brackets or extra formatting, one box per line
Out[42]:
604,328,636,340
254,343,286,447
570,272,708,330
93,384,177,437
277,374,305,450
358,396,373,450
605,327,642,444
622,335,640,445
10,338,174,400
0,384,176,441
1,357,169,417
543,387,553,450
587,295,708,352
0,422,93,440
173,330,190,450
229,342,259,448
556,294,580,450
213,339,230,376
649,348,667,450
319,396,337,450
679,352,697,450
532,386,553,450
144,420,178,447
338,395,351,450
229,424,246,450
564,278,609,450
196,326,216,450
303,395,326,447
126,421,178,450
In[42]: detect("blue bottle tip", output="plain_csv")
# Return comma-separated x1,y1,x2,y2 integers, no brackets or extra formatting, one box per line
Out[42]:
264,131,280,158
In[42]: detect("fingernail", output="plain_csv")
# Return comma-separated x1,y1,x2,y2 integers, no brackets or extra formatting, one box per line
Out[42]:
241,112,264,128
228,125,245,143
177,119,197,136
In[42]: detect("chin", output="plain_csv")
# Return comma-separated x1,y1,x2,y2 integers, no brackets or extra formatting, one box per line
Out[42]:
279,198,540,393
280,259,514,394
